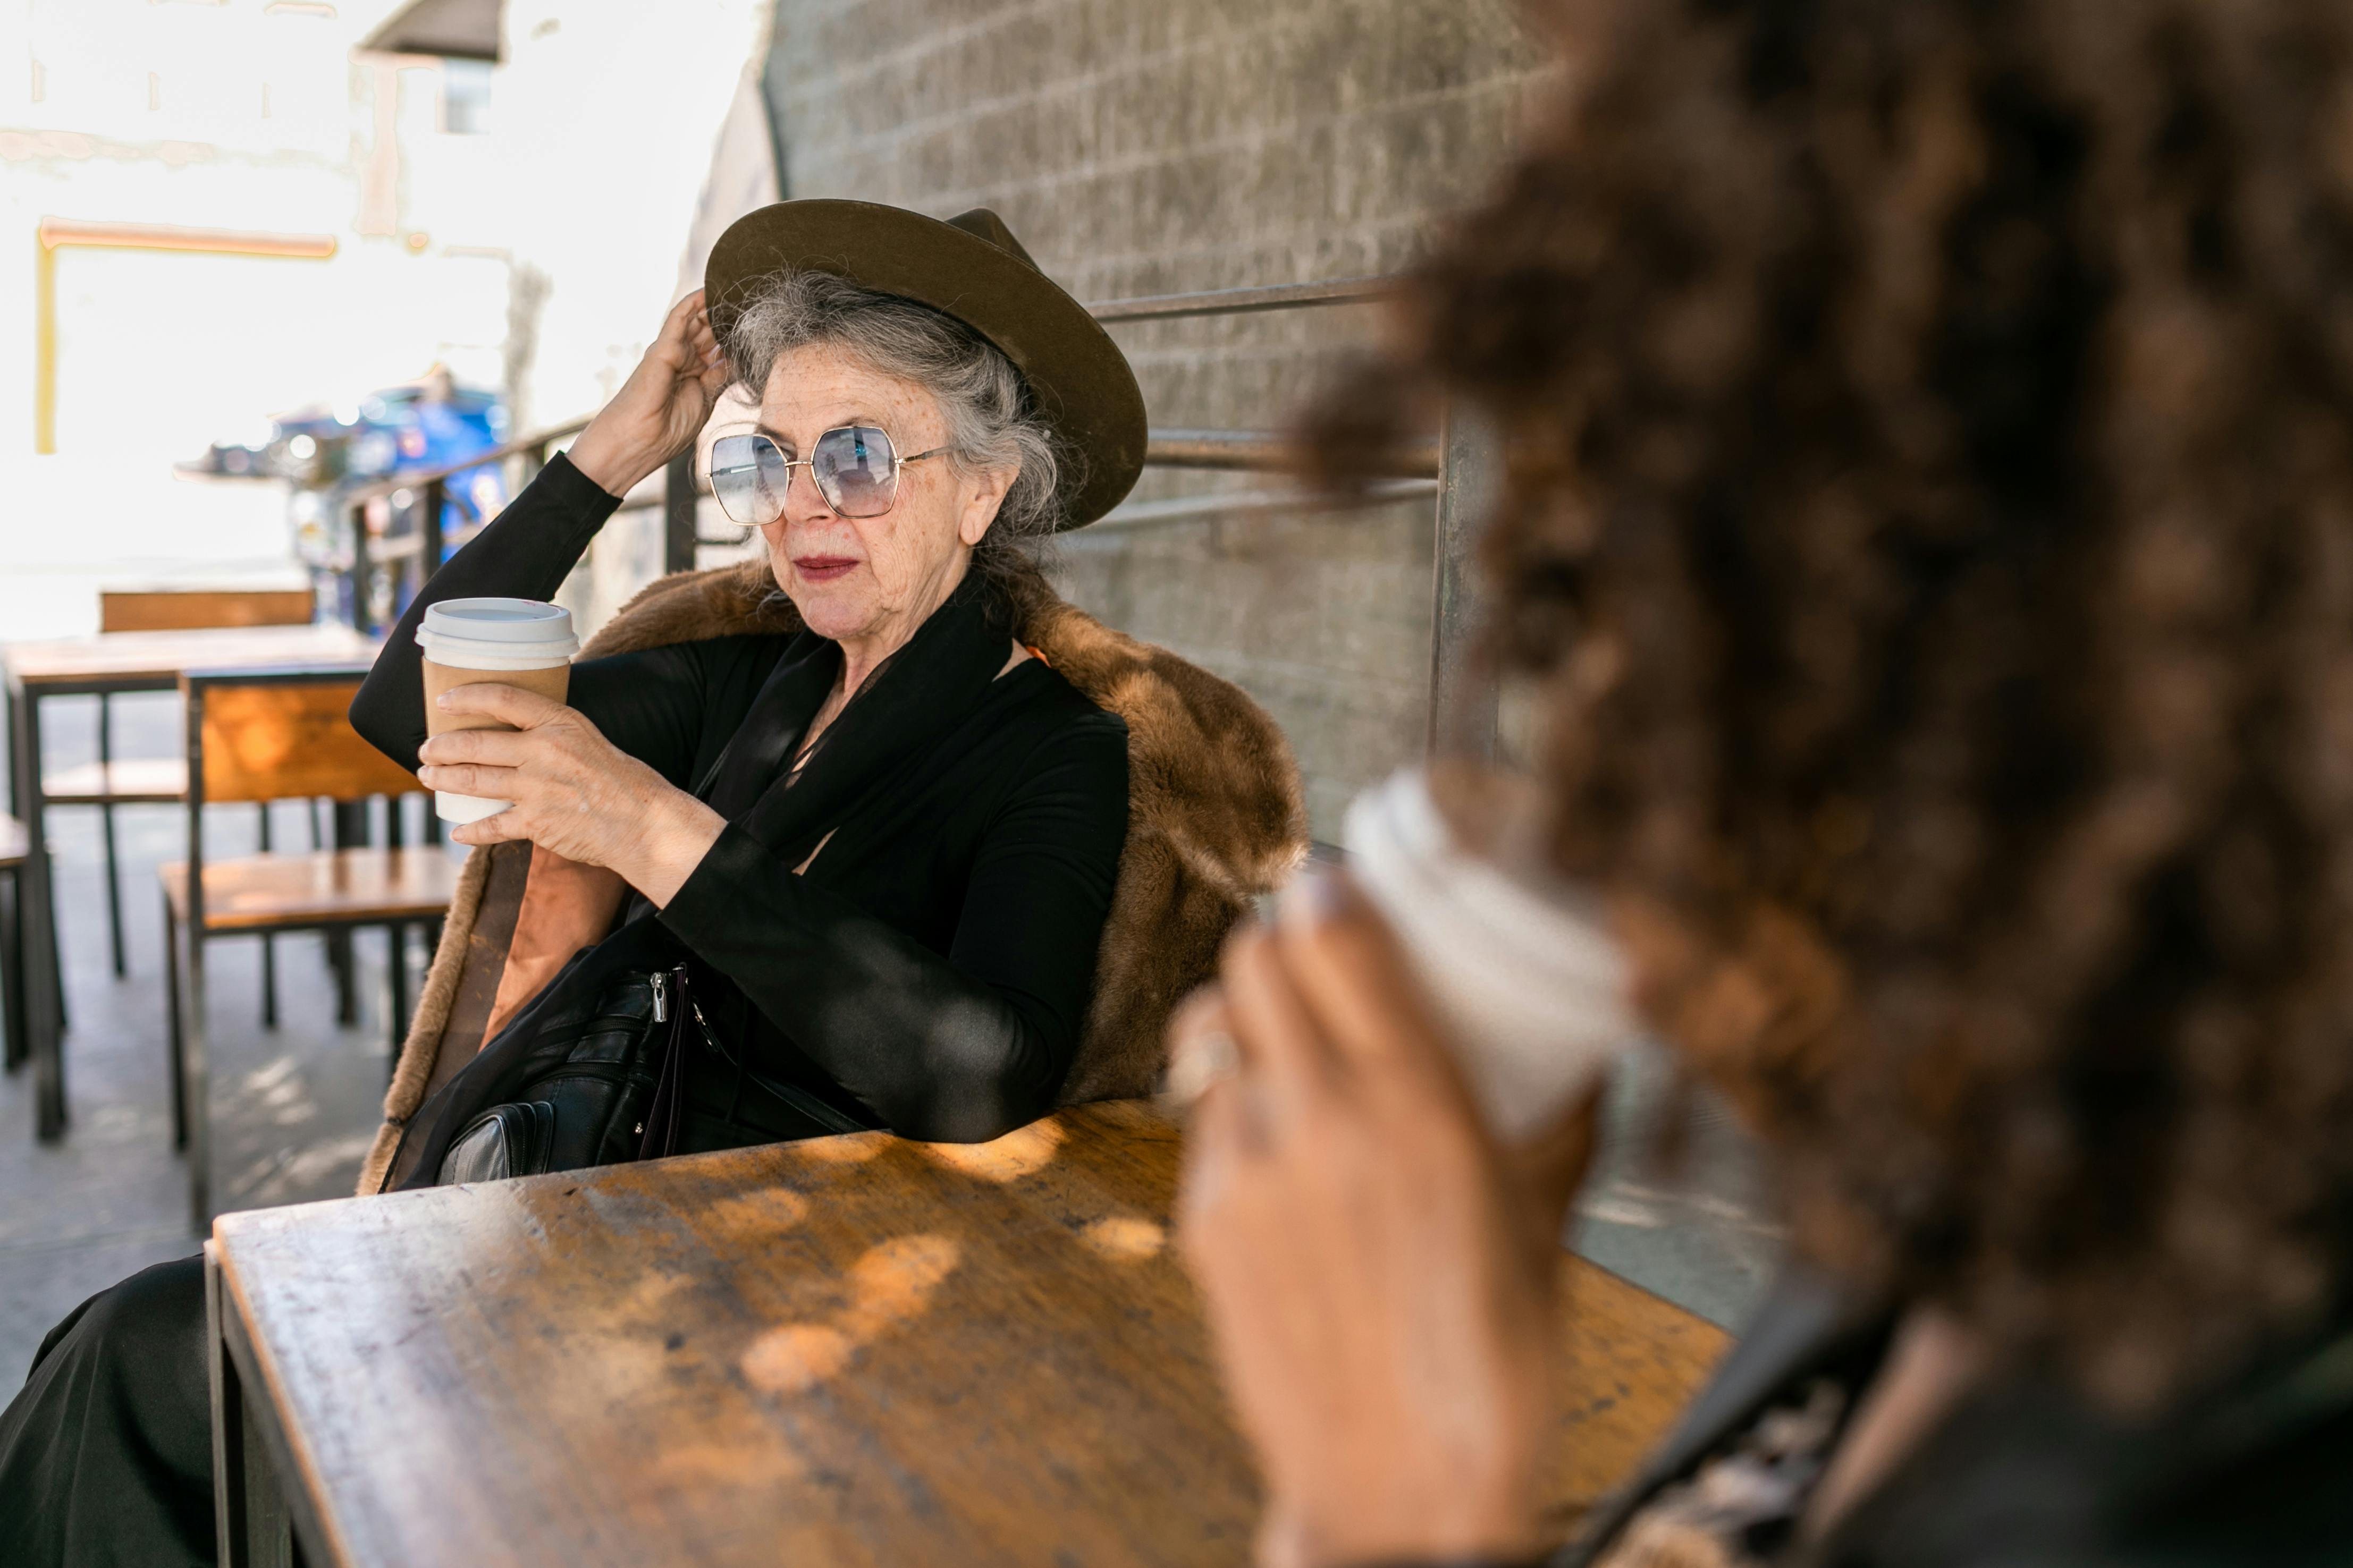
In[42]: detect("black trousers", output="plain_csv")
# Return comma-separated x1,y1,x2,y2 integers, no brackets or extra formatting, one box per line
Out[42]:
0,1255,214,1567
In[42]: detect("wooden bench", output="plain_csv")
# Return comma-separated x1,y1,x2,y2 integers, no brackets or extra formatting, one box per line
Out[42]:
208,1101,1728,1567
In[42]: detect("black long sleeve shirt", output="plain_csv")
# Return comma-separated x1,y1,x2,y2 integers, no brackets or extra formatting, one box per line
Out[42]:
351,454,1128,1144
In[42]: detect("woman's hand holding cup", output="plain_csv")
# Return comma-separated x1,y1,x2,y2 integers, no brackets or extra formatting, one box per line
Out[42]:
1171,770,1637,1568
1173,873,1569,1568
566,289,733,497
416,683,726,909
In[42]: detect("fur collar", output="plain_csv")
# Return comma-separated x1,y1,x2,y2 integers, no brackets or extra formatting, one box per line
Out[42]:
361,561,1305,1190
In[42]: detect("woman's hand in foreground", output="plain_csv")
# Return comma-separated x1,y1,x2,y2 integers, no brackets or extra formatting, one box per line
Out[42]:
416,683,725,908
566,288,731,497
1174,873,1561,1568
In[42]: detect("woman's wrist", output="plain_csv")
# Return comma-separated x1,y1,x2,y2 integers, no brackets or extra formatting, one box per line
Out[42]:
618,789,727,910
564,417,673,499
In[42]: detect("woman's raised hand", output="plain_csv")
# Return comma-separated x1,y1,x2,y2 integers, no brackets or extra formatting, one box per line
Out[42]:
567,289,732,497
416,683,728,909
1174,875,1561,1568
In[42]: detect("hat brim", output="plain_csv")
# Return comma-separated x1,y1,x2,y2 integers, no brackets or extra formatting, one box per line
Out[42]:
704,200,1145,530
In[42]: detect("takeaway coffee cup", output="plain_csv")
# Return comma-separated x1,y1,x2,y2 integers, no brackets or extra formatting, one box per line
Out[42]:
1326,768,1635,1143
415,597,578,825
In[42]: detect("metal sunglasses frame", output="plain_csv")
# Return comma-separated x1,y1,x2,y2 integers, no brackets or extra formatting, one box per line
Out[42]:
707,425,952,525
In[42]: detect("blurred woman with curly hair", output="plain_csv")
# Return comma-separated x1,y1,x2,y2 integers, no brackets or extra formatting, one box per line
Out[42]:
1175,0,2353,1563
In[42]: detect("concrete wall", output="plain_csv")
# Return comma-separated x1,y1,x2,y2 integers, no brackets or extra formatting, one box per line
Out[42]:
761,0,1550,837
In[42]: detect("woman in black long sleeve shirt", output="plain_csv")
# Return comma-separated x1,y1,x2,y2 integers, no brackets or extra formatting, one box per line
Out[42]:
358,268,1134,1166
0,202,1151,1566
360,438,1126,1158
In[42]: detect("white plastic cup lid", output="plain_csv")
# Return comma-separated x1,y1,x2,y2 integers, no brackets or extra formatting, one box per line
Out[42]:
416,598,578,665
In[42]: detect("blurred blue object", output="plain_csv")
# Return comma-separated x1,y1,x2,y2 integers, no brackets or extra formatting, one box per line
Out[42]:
258,366,510,625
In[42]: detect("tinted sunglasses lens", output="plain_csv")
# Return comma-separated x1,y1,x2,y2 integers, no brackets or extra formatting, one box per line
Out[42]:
812,426,899,518
709,434,788,525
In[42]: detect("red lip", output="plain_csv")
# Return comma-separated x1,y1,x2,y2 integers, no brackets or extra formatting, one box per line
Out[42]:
792,556,860,583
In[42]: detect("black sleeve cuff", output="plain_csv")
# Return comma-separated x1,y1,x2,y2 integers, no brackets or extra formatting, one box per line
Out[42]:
656,820,770,938
530,447,629,520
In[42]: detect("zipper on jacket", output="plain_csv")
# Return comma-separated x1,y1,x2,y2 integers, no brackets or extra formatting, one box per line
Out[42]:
650,970,670,1024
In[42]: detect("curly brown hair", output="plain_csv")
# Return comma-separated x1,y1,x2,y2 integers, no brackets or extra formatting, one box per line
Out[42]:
1313,0,2353,1401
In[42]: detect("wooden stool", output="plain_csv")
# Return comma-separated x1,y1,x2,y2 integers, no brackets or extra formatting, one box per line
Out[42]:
162,668,458,1224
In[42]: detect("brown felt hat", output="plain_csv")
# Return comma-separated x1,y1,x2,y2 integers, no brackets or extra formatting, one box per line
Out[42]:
704,200,1146,530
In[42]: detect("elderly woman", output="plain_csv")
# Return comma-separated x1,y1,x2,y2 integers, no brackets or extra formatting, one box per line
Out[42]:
0,201,1151,1563
1176,2,2353,1565
361,205,1143,1172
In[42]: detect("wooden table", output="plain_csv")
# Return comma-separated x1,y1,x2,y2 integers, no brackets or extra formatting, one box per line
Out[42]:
2,622,380,1137
207,1102,1729,1568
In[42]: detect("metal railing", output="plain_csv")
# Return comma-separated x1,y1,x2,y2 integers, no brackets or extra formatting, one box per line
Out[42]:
1082,275,1394,323
1139,427,1437,478
338,417,587,632
343,270,1494,756
1087,272,1496,758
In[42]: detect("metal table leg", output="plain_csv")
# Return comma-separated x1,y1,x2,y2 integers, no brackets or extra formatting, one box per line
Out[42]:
9,677,67,1138
179,901,210,1227
0,863,23,1073
99,692,125,977
1428,398,1504,762
207,1242,297,1568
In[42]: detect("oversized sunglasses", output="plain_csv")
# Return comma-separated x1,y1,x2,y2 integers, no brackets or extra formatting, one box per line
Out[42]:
707,426,949,525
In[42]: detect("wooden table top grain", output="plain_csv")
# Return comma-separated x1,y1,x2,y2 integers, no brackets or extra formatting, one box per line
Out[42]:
2,622,379,691
211,1100,1728,1568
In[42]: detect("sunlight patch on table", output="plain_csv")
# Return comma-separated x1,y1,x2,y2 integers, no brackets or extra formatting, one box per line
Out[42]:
1079,1214,1166,1261
702,1185,811,1233
918,1118,1065,1182
740,1232,963,1395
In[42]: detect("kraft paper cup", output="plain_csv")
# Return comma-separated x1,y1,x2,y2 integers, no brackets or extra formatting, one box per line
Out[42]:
416,597,578,825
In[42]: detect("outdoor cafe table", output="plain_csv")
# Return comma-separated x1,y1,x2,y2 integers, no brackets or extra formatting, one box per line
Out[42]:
206,1100,1731,1568
2,621,381,1139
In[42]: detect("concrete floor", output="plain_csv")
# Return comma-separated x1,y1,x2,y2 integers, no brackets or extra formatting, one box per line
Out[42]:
0,690,425,1379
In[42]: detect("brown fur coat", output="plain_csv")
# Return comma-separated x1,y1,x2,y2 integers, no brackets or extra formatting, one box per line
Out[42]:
358,560,1305,1192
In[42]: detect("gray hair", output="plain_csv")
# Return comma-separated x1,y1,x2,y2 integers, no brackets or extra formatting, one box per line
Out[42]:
722,269,1065,573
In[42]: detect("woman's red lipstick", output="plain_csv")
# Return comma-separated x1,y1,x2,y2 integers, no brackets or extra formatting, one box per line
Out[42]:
793,555,859,583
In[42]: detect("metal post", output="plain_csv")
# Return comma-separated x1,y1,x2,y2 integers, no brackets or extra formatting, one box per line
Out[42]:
419,476,446,591
2,855,25,1075
328,802,365,1028
3,680,24,1073
256,804,275,1031
1427,397,1503,761
182,686,209,1223
664,451,697,575
209,1245,297,1567
11,680,66,1138
98,692,124,977
347,497,373,633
